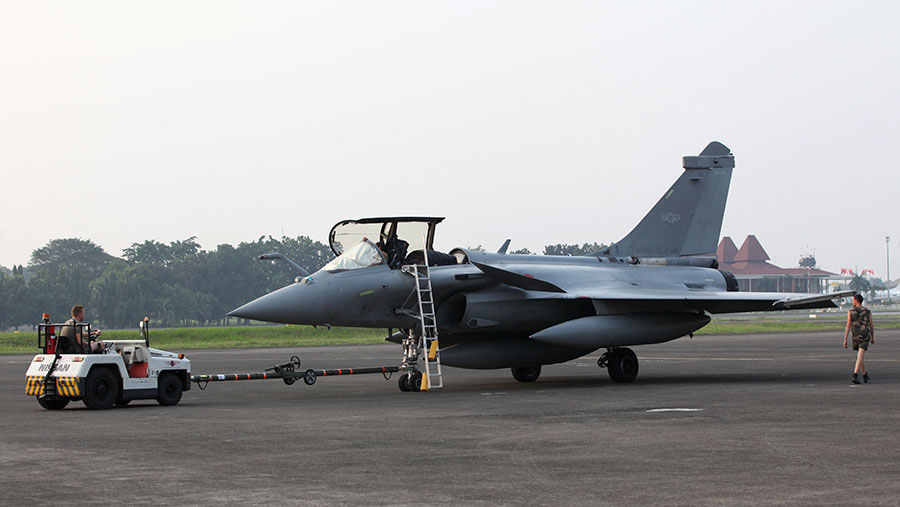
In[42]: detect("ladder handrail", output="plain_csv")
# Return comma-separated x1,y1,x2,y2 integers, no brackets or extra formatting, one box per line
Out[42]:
410,262,443,389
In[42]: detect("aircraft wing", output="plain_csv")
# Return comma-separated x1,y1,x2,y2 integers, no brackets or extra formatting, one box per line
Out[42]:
568,288,855,313
471,261,854,313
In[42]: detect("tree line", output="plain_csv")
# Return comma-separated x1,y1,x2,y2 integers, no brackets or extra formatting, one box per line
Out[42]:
0,238,606,330
0,236,332,330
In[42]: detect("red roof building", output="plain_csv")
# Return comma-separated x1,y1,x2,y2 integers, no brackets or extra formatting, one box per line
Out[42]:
717,235,836,293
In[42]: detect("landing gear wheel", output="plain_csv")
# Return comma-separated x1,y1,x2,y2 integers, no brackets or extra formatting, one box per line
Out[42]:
607,348,639,383
511,365,542,382
83,368,119,410
398,373,411,392
38,397,69,410
156,373,184,406
409,372,423,392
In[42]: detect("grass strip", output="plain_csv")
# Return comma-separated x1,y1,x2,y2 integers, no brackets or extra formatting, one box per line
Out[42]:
0,326,388,355
699,319,900,335
3,319,899,354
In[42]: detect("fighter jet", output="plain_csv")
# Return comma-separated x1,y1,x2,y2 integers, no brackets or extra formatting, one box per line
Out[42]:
230,142,852,390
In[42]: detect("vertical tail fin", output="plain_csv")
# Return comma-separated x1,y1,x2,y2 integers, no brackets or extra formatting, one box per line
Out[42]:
599,141,734,258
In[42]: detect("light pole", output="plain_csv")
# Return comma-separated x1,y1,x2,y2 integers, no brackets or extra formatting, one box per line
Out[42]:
888,236,892,305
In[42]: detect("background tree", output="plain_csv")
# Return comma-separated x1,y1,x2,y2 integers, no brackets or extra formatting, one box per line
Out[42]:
123,236,202,268
2,233,335,328
543,242,608,256
0,270,10,329
28,238,116,319
848,273,872,296
89,262,160,329
0,266,33,330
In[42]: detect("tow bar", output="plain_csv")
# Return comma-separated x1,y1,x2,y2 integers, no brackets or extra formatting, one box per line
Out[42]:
190,356,400,390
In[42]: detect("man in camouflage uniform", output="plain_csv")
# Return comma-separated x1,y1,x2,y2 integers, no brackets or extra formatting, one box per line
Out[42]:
843,293,874,384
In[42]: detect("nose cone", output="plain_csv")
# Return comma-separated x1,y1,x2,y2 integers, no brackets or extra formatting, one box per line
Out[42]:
228,283,324,324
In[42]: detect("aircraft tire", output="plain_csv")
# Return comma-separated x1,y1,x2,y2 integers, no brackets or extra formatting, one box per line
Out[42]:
409,372,423,392
607,348,639,383
38,397,70,410
398,373,411,392
511,365,541,382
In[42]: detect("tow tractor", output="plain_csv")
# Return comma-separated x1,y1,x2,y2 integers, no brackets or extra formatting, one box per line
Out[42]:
26,314,417,409
26,315,191,410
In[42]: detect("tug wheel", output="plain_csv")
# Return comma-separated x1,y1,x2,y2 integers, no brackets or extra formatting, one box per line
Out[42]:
83,368,119,410
38,397,70,410
157,373,184,406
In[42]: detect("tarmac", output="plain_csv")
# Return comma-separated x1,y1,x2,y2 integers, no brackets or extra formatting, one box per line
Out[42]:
2,330,898,506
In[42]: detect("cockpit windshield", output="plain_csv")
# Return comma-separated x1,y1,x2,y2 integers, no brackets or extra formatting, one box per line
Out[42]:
321,239,385,272
329,217,444,257
330,223,385,256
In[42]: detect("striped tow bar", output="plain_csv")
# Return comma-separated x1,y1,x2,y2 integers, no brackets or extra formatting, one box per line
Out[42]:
190,356,399,389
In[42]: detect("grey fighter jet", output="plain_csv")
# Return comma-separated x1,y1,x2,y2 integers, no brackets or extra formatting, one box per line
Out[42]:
230,142,852,390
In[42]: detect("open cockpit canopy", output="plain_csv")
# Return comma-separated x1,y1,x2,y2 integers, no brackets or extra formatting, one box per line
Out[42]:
329,217,444,256
320,239,385,272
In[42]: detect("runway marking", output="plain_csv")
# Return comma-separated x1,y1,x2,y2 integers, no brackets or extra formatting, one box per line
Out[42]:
646,408,703,413
639,357,900,363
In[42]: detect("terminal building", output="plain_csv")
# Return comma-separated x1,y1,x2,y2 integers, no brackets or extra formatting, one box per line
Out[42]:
716,235,836,294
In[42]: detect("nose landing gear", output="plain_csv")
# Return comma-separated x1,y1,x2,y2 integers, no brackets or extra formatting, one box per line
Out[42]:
398,330,424,392
398,371,423,392
598,347,639,383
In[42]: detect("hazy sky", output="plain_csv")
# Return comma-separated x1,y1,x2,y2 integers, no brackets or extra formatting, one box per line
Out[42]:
2,1,898,277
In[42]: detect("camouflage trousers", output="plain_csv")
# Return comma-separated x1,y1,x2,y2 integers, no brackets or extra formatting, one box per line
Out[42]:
852,331,870,351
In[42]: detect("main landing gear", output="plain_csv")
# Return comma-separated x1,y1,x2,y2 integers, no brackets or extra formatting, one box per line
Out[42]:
511,365,542,382
598,347,639,383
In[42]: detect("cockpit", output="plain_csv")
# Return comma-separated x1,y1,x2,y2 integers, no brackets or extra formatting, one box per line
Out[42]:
320,239,385,272
326,217,457,272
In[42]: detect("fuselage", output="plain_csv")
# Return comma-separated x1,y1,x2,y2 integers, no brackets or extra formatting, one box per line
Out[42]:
229,250,728,368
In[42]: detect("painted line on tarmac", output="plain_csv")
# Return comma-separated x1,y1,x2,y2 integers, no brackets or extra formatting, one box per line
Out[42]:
640,357,900,363
646,408,703,413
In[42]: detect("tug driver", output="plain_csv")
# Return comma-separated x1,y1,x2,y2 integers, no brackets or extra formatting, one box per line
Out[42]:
57,305,105,354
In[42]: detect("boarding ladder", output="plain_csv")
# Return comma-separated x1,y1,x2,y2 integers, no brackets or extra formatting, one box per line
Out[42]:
410,253,443,389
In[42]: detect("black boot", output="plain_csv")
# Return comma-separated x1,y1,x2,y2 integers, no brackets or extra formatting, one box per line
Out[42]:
851,373,860,384
863,373,870,383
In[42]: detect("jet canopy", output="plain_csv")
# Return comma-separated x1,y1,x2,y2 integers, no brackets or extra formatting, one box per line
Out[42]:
329,217,444,268
320,239,385,272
